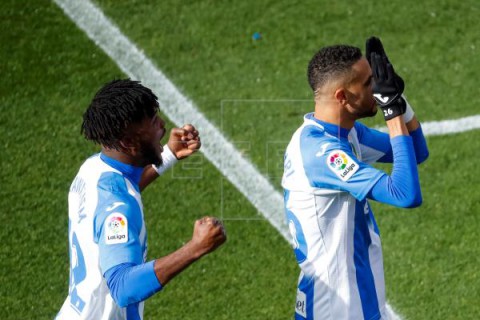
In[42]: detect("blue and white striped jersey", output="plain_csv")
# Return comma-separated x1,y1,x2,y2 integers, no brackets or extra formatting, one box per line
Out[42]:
57,153,147,320
282,113,391,320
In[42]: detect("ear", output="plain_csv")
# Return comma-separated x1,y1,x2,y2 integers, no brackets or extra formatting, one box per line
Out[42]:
119,136,140,157
334,87,348,106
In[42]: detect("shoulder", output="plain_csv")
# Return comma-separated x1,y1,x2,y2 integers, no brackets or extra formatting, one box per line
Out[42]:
299,124,326,140
297,125,334,153
93,179,142,243
95,171,141,224
97,171,128,193
299,126,351,164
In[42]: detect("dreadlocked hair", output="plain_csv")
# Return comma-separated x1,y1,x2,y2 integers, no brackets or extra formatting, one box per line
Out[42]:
81,79,159,149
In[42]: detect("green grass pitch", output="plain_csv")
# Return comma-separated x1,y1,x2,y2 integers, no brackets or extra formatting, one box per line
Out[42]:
1,0,479,319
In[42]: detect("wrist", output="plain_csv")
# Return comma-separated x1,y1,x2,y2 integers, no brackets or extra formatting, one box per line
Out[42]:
185,240,205,260
152,145,178,176
385,116,408,138
402,94,415,123
380,97,406,121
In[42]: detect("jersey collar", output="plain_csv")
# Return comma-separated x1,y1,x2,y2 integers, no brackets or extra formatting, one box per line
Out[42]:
100,153,144,186
304,113,350,139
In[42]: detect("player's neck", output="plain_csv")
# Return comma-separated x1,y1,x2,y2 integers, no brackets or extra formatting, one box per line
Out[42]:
314,102,355,130
102,148,142,167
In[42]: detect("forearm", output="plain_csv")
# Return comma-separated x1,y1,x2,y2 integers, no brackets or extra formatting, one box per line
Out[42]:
407,117,429,164
384,113,429,164
139,146,178,192
105,241,204,307
368,134,422,207
385,115,408,138
154,218,226,285
153,240,202,286
378,101,426,163
406,116,420,132
403,96,429,163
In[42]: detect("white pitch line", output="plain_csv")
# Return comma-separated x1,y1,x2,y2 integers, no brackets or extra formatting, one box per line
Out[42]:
421,115,480,136
51,0,287,239
53,1,478,319
376,114,480,136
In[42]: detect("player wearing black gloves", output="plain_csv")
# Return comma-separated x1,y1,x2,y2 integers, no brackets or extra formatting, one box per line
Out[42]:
282,37,429,319
367,37,407,120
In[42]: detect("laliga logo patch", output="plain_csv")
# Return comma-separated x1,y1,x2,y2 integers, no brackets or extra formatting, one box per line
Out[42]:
329,152,348,171
327,150,359,181
105,213,128,244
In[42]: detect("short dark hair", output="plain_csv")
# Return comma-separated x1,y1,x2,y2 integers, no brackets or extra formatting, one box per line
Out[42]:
307,45,362,93
81,79,159,149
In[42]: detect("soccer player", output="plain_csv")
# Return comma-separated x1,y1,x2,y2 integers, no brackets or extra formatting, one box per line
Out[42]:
282,37,429,319
56,79,226,320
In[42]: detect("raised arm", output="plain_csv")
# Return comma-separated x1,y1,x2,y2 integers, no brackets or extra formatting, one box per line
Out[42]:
367,116,422,207
363,37,429,164
139,124,201,191
104,217,226,307
355,100,429,165
365,49,423,207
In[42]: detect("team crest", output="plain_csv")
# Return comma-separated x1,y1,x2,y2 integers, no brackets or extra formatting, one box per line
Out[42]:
327,150,359,181
105,213,128,244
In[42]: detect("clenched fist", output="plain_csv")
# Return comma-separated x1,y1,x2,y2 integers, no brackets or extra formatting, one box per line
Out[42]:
167,124,201,160
191,216,226,257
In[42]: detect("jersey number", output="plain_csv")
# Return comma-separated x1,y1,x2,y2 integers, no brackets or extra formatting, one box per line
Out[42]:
70,232,86,314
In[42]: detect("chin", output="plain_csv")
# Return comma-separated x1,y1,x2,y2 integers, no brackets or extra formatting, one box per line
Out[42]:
365,104,378,117
357,108,377,119
141,146,163,167
150,152,163,167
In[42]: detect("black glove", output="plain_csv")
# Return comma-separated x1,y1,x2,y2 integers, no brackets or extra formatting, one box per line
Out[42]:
366,36,404,93
370,52,406,121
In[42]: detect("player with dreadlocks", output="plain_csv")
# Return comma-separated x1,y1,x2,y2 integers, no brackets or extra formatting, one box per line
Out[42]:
56,79,226,320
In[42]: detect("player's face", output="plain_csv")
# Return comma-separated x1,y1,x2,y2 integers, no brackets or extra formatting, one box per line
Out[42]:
136,113,167,167
344,58,377,118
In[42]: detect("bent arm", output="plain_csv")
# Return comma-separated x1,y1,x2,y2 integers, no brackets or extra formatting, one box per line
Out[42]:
139,146,178,191
359,116,428,164
375,116,429,164
105,261,162,308
367,117,422,207
105,240,202,307
104,217,226,307
406,117,429,164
